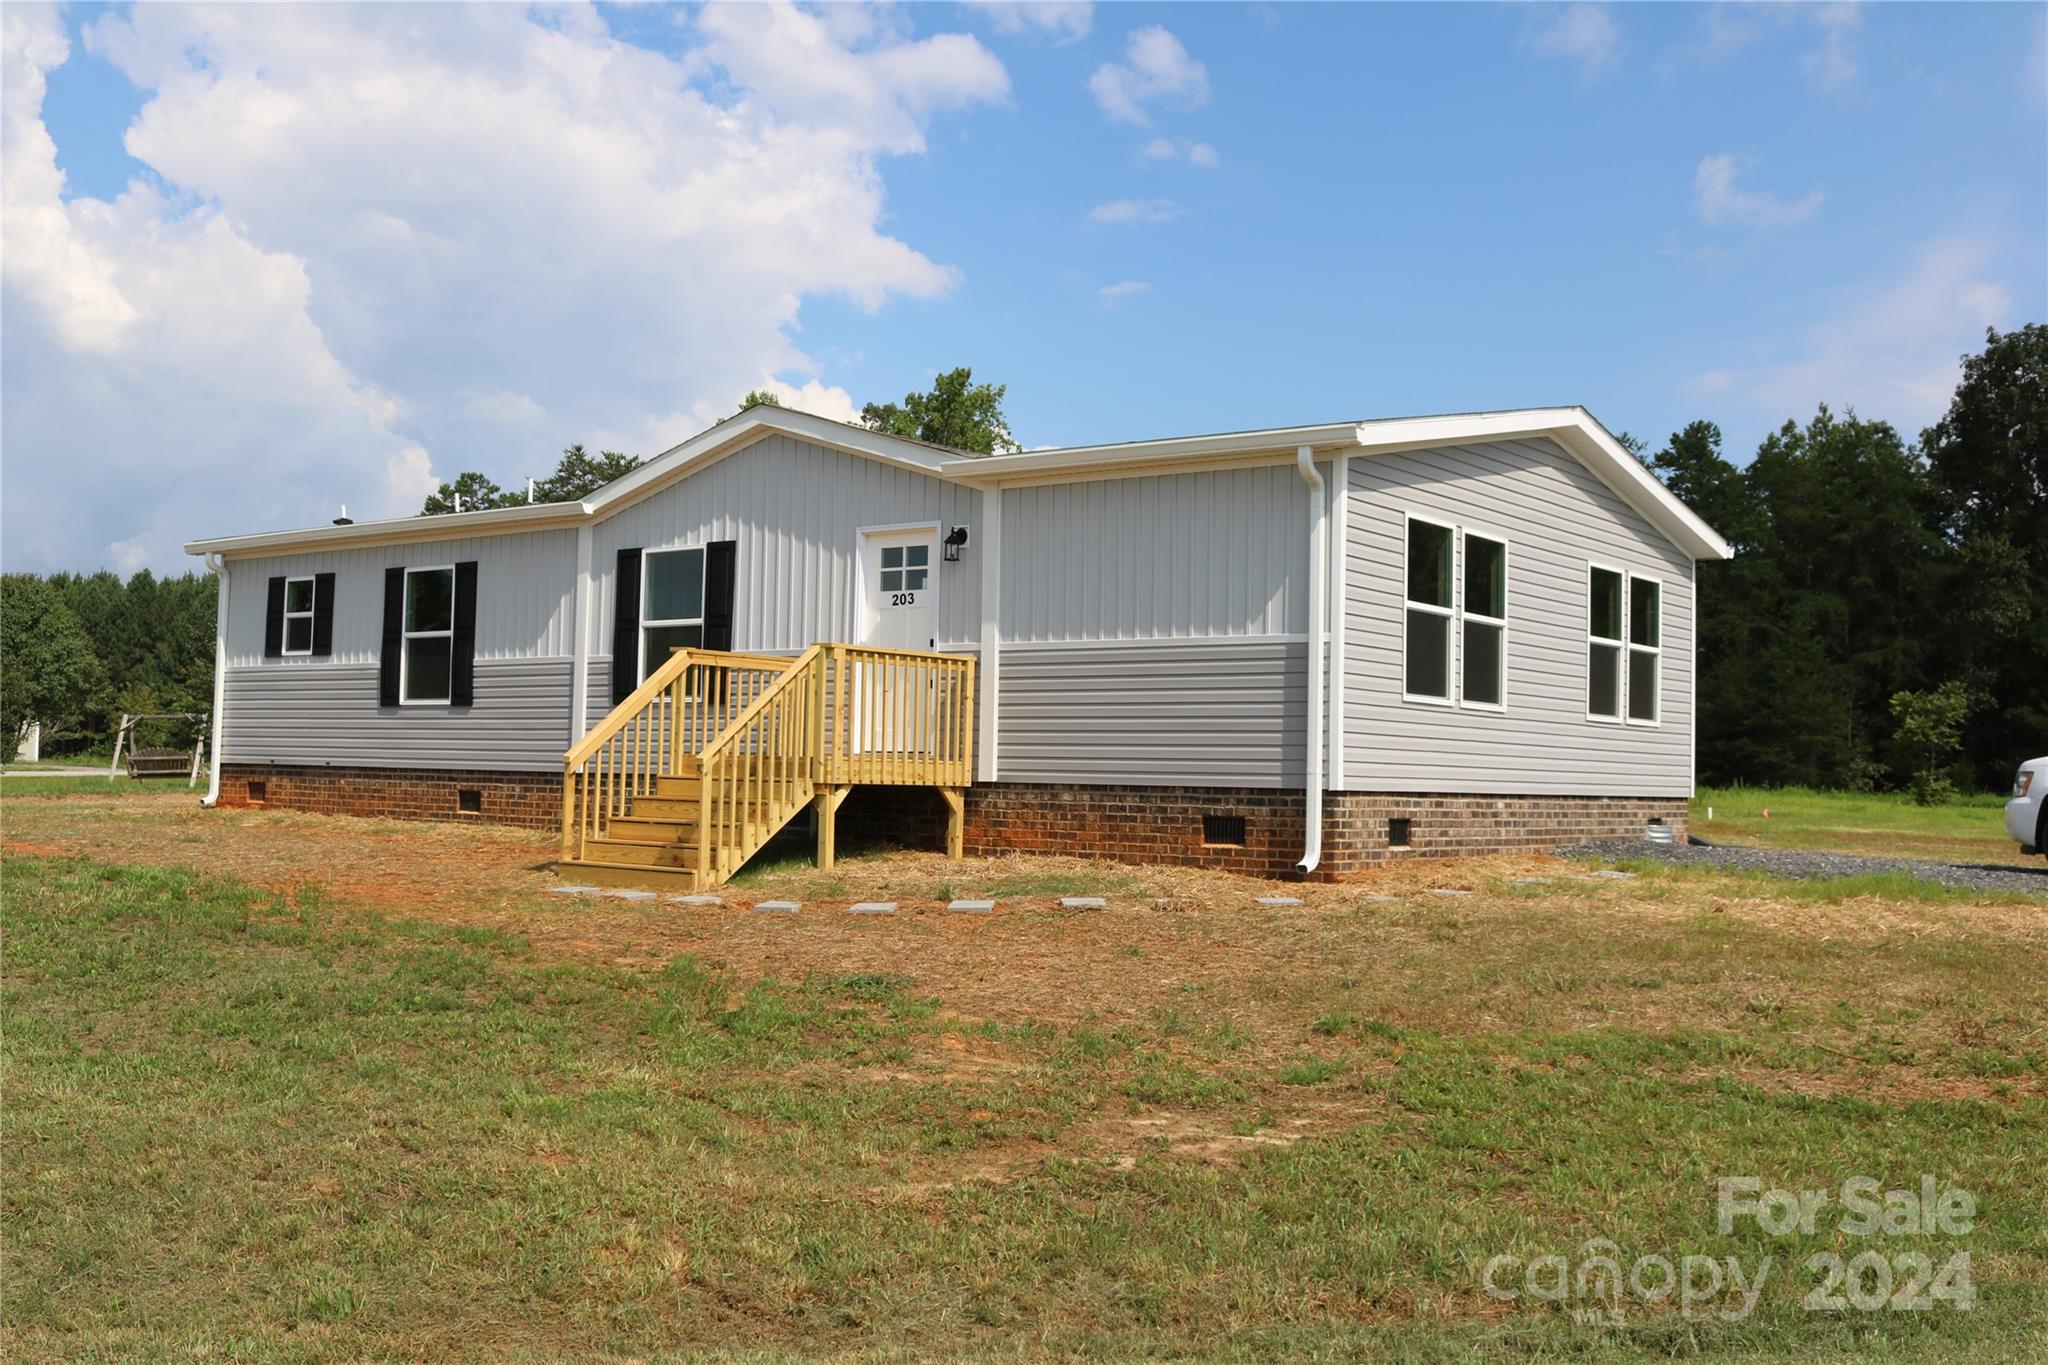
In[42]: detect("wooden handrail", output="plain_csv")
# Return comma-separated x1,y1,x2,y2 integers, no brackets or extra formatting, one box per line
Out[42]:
564,647,788,768
697,644,824,766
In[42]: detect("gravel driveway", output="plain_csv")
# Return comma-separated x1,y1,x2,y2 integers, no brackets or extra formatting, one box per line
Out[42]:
1560,839,2048,899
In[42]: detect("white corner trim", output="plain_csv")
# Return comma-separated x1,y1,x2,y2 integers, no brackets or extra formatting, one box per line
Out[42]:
1328,454,1349,790
569,524,593,747
201,555,229,805
976,485,1002,783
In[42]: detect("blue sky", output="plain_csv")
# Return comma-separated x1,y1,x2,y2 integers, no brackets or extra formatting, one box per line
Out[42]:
4,2,2043,574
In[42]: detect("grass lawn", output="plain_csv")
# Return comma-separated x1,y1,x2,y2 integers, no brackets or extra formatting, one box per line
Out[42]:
4,791,2045,1361
1692,786,2027,867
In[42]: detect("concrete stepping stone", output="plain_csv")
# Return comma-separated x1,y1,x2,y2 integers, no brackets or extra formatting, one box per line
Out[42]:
1360,894,1396,903
1059,896,1106,909
1256,896,1304,906
1589,870,1636,879
754,900,801,914
606,888,658,902
1512,877,1553,886
669,894,723,906
848,901,897,914
549,884,599,895
948,899,995,913
1428,888,1473,898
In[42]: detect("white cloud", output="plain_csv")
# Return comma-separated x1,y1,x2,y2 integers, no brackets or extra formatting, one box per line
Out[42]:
1138,136,1218,168
971,3,1092,42
1089,25,1208,125
1087,197,1176,226
1693,154,1823,228
1660,3,1865,91
1690,237,2016,434
753,378,862,425
1529,4,1621,77
1801,3,1862,91
1096,279,1151,306
1,3,1009,571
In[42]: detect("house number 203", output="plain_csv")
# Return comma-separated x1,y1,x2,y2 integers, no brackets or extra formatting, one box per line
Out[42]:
889,591,917,607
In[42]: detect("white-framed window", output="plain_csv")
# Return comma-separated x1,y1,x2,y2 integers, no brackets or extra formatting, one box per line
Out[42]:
400,565,455,704
1627,575,1661,725
282,575,315,656
640,546,706,679
1587,565,1624,721
1461,533,1507,710
1403,516,1455,704
878,541,930,599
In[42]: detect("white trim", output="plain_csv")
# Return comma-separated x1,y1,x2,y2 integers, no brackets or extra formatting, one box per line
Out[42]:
1689,560,1698,797
1625,572,1663,728
1327,455,1349,789
977,485,1002,784
280,574,315,656
996,633,1308,651
1400,512,1457,707
854,521,941,651
1295,445,1326,875
570,524,592,743
201,556,229,805
185,405,1733,566
398,564,456,706
1585,561,1626,724
636,543,707,681
1457,530,1508,713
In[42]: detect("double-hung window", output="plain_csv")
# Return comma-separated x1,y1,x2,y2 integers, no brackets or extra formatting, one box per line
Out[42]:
1628,576,1661,724
1404,518,1455,702
401,566,455,704
1461,534,1507,709
1587,567,1624,720
282,576,315,656
640,547,705,679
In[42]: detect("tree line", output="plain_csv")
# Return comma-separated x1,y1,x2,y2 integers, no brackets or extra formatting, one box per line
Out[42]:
5,346,2039,790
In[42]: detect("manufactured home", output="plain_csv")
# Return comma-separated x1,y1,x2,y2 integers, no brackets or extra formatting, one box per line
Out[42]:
185,405,1732,886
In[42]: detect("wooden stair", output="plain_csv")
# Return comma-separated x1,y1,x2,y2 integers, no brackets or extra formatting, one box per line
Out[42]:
555,644,974,893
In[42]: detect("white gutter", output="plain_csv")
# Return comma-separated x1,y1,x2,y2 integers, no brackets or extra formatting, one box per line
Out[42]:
1295,446,1326,876
201,553,229,807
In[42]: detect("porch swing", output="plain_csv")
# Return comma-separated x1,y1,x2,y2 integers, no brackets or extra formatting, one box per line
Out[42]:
108,712,210,786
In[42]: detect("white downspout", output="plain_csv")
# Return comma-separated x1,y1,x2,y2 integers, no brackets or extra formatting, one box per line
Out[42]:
1295,446,1326,875
201,553,229,806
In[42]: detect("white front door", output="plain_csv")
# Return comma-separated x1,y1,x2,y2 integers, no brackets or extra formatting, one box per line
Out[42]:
859,527,936,651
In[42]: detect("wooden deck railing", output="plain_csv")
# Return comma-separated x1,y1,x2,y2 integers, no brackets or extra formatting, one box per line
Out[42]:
561,641,975,881
560,647,788,861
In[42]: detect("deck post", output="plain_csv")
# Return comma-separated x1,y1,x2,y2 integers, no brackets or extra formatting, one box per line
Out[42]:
814,784,851,869
939,786,965,860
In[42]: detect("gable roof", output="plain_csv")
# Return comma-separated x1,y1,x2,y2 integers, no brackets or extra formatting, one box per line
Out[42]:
939,406,1734,561
186,404,1730,561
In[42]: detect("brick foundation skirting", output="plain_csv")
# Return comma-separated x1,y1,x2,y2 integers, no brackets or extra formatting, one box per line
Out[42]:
217,764,559,829
216,765,1687,876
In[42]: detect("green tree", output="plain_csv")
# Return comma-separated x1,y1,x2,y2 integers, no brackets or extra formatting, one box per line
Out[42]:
531,444,641,502
738,390,782,412
1891,682,1972,805
860,366,1020,454
1,574,109,761
1919,324,2048,787
421,471,519,515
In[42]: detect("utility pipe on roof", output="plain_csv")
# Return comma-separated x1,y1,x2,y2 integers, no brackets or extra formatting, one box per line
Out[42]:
200,553,228,807
1295,446,1325,876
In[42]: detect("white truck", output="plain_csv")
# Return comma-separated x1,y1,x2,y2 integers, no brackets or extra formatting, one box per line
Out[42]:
2008,755,2047,857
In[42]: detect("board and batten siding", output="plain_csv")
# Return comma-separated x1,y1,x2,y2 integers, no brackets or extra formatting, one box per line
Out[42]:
1341,437,1694,797
999,463,1313,641
223,529,579,667
587,434,981,658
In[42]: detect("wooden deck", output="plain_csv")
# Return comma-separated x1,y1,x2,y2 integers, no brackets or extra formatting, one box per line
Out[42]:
556,644,974,891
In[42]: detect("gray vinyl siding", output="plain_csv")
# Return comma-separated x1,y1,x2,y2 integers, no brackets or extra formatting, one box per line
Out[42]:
999,463,1318,642
221,658,573,771
1341,437,1694,796
590,433,981,655
998,640,1305,787
223,529,578,667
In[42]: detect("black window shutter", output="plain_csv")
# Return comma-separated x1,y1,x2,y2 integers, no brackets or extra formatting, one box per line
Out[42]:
703,540,737,652
311,572,337,657
451,561,478,707
612,547,642,703
379,567,405,706
263,577,286,657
